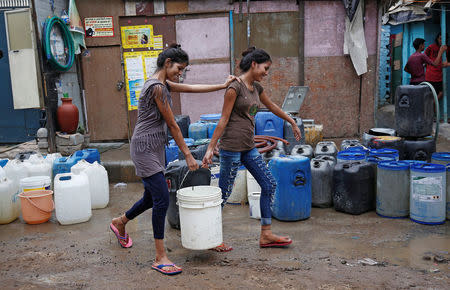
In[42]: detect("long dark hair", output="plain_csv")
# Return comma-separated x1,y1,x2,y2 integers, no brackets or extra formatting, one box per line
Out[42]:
239,47,271,72
156,43,189,70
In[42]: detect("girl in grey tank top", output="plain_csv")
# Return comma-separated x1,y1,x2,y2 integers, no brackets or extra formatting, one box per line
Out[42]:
110,44,239,275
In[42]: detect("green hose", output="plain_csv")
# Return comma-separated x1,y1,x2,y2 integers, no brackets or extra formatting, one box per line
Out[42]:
43,16,75,71
419,82,439,143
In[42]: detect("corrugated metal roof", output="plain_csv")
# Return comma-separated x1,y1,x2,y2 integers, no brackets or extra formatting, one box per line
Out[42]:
0,0,30,8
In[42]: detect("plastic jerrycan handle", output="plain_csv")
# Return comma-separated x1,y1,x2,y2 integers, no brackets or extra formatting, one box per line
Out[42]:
399,95,409,108
321,145,329,152
414,150,427,161
58,173,72,181
313,161,321,168
293,171,306,186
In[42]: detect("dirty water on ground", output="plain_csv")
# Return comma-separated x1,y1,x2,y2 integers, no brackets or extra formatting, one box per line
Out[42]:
1,136,449,288
1,182,449,289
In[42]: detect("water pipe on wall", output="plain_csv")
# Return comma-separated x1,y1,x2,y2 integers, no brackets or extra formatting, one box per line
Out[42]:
229,10,234,76
420,82,440,143
441,5,447,122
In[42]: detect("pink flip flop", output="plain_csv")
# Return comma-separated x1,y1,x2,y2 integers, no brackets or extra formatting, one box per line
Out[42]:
110,223,133,248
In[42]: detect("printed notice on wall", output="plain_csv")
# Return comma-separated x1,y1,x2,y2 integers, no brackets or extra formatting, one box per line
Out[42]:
121,25,153,49
123,50,162,110
84,17,114,38
124,52,145,110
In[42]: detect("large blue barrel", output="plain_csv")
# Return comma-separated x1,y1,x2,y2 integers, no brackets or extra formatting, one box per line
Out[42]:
410,163,446,225
188,122,208,140
255,111,284,138
269,156,311,221
376,161,411,218
447,164,450,220
200,114,220,139
207,123,217,138
431,152,450,166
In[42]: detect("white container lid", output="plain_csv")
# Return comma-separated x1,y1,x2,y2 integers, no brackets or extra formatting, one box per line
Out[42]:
177,186,221,202
20,176,51,187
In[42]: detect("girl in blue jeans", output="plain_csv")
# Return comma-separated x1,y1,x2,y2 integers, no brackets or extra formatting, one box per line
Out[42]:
203,47,301,251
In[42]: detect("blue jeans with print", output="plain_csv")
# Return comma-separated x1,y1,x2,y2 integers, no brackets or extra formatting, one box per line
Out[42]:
219,148,276,225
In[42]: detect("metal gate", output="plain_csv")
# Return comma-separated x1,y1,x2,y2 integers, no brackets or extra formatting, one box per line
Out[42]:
0,10,40,143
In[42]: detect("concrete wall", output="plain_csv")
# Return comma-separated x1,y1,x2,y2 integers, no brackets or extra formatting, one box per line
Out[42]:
176,16,230,121
34,0,84,130
303,0,377,137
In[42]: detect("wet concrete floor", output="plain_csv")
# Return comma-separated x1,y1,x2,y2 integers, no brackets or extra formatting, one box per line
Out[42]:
1,181,449,289
1,135,449,288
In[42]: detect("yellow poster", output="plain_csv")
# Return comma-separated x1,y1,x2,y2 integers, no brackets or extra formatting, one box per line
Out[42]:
124,50,163,110
121,25,154,48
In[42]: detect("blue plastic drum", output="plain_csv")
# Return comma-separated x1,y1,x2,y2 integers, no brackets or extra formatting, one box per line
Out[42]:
410,163,446,225
269,155,311,221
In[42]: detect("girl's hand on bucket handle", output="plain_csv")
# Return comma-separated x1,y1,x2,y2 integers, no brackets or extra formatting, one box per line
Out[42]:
186,154,199,171
202,148,214,168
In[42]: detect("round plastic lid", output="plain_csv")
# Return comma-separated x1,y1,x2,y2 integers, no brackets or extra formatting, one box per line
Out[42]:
337,151,365,160
411,163,446,173
378,161,410,171
369,148,399,155
177,185,222,201
431,152,450,161
401,160,426,166
200,114,221,122
366,156,396,164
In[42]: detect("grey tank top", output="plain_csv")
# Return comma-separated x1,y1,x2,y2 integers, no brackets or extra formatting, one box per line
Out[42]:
130,78,172,177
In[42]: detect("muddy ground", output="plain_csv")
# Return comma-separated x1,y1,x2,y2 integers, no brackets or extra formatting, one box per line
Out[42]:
1,182,449,289
1,135,449,289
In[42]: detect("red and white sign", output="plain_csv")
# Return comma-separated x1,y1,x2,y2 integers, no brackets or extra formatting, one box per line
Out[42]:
84,17,114,38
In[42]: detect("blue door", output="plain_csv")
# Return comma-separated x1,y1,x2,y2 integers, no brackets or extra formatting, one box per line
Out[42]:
0,11,41,143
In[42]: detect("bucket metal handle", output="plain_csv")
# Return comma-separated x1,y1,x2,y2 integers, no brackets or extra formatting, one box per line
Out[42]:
23,194,54,213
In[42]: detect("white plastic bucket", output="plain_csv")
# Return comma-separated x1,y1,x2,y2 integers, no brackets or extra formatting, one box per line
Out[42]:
246,171,261,194
248,192,261,219
20,176,51,192
177,186,223,250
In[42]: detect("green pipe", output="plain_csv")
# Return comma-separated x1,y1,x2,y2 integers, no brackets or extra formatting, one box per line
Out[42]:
420,82,439,143
43,16,75,72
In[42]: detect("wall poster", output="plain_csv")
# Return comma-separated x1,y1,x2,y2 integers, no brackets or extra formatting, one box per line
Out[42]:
123,50,162,110
84,17,114,37
121,25,154,48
